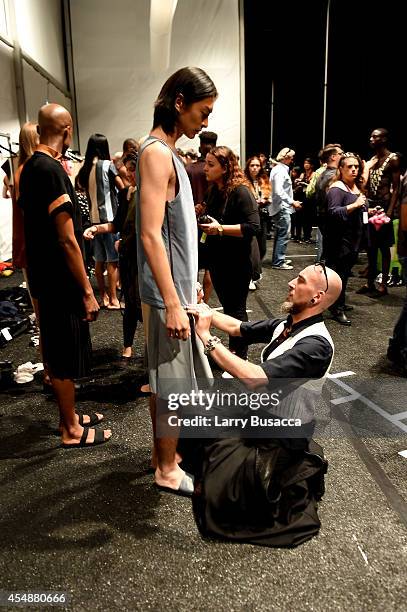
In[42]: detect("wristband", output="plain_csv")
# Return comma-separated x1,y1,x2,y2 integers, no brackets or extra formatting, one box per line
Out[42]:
203,335,222,355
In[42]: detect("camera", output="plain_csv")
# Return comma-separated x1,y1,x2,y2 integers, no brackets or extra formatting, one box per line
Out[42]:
198,214,212,224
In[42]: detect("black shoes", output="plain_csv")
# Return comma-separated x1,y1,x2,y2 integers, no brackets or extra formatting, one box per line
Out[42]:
330,309,351,326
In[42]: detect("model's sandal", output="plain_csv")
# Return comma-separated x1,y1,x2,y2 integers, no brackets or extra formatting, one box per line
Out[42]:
76,411,104,426
61,427,110,448
155,472,194,497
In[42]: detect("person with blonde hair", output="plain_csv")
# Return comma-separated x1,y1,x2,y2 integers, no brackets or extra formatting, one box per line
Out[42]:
12,122,39,271
269,147,302,269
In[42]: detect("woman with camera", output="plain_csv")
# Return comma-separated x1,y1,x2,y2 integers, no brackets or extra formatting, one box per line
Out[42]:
199,146,260,358
325,152,366,326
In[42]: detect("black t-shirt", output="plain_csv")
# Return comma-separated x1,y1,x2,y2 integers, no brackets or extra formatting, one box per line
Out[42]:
240,314,333,380
19,152,84,303
205,184,260,264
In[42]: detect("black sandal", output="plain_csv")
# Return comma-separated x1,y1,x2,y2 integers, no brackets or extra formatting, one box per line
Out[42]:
76,411,103,426
61,427,110,448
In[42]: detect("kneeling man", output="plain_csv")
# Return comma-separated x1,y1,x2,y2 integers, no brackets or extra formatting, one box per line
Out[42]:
187,264,342,547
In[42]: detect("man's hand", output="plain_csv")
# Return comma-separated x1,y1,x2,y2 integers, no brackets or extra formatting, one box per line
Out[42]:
83,226,97,240
83,292,100,322
186,303,213,339
166,305,190,340
292,201,302,210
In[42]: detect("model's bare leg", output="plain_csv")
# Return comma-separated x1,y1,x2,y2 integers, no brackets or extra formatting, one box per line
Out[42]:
203,269,213,303
107,262,120,307
95,261,109,306
149,394,183,485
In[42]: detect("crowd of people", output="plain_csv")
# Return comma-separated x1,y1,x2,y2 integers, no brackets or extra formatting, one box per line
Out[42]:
2,65,407,548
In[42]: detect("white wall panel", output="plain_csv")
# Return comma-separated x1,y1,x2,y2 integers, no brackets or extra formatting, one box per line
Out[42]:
14,0,67,87
0,41,19,143
70,0,241,156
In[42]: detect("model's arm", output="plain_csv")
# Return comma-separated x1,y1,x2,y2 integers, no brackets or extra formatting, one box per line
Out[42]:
54,209,99,321
139,143,190,340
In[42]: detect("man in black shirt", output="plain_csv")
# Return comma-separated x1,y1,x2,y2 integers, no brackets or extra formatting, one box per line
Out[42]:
19,104,111,448
189,263,341,387
185,263,342,546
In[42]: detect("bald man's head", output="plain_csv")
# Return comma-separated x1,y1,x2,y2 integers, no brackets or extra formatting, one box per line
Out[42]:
38,104,73,152
282,264,342,317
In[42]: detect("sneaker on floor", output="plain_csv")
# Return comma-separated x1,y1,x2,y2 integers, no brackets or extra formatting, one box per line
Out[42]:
249,280,257,290
285,259,292,264
221,370,234,379
272,263,293,270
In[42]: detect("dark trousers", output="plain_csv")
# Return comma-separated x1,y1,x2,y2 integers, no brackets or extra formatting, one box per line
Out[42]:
257,214,268,261
367,244,391,287
291,210,303,240
210,262,250,359
388,258,407,368
326,251,357,310
119,254,142,348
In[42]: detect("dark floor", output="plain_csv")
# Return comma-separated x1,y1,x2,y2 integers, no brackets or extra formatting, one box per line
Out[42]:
1,240,406,612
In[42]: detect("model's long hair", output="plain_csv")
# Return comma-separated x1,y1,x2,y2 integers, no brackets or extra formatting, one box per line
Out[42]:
18,122,39,166
77,133,111,189
208,146,250,199
244,155,271,198
153,67,217,135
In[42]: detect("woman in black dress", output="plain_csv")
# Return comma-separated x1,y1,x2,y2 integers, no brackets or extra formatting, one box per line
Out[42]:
199,146,260,358
84,153,142,358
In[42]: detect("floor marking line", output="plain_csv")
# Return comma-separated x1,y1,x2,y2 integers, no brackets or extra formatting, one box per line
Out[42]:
352,535,369,566
337,407,407,529
331,394,361,405
390,411,407,421
328,371,355,378
328,377,407,433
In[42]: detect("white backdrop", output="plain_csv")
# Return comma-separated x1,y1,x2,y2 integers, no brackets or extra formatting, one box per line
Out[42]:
70,0,241,156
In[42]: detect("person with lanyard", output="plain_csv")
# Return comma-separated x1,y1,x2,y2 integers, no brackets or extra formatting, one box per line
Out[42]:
325,153,366,326
185,263,342,546
199,146,260,359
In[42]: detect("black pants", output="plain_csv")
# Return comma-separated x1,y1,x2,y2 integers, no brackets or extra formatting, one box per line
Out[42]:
119,254,142,348
257,214,269,261
209,262,251,359
326,251,357,310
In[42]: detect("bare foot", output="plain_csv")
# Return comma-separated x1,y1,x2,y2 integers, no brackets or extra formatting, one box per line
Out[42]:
102,294,109,308
140,383,151,393
155,464,187,490
61,425,111,446
107,300,121,310
122,347,132,358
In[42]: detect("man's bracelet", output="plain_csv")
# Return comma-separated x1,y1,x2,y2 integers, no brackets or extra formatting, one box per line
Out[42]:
203,335,222,355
